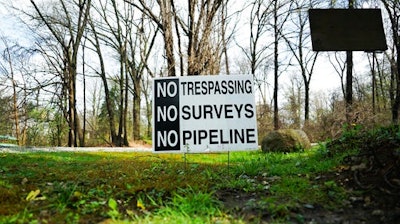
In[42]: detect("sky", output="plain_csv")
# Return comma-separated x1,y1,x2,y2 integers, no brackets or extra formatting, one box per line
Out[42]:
0,0,380,105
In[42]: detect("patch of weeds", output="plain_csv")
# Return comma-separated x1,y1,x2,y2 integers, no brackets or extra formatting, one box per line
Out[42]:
0,208,36,224
49,181,82,211
80,200,105,214
64,212,80,224
267,202,291,219
222,173,267,192
269,176,314,202
251,196,299,222
138,187,223,223
168,187,221,216
322,180,347,205
0,180,13,189
326,124,366,155
107,198,121,220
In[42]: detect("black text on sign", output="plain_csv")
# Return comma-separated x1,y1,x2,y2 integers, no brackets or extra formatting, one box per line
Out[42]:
153,75,258,153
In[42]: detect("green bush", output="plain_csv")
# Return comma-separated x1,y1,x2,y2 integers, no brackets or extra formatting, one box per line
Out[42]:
261,129,311,153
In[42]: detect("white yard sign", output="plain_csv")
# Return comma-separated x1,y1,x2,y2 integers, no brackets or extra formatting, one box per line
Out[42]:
153,75,258,153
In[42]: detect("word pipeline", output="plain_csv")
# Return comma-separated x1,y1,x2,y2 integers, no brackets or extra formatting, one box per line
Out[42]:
153,75,258,153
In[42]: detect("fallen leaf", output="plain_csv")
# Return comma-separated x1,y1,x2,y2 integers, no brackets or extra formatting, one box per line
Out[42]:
137,200,146,210
108,198,118,210
26,189,40,201
26,189,46,201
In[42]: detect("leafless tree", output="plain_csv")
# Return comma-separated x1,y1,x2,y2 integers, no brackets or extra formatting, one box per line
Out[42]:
0,37,21,144
328,52,347,98
272,0,292,130
128,0,176,77
185,0,224,75
85,14,118,146
283,0,320,125
30,0,92,146
282,75,303,128
89,1,159,145
127,14,159,140
344,0,355,123
237,0,273,106
381,0,400,123
128,0,230,76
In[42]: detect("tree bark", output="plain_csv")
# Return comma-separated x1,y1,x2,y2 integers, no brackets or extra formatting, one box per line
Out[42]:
345,0,354,123
161,0,176,76
88,18,118,145
345,50,353,122
273,0,279,130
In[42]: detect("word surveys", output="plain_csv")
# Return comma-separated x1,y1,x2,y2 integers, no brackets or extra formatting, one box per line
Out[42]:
153,75,258,153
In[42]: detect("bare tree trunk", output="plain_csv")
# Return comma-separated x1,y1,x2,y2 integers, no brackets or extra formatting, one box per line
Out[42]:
161,0,176,76
221,0,230,74
345,50,353,122
124,70,129,146
273,0,279,130
370,52,376,114
381,0,400,124
5,47,21,145
187,0,223,76
345,0,354,123
142,78,152,139
171,1,184,76
82,40,86,146
132,79,141,140
22,84,28,145
282,0,319,125
393,48,400,123
118,65,125,146
88,17,118,145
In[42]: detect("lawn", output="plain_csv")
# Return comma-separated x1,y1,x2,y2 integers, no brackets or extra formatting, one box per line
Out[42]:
0,147,355,223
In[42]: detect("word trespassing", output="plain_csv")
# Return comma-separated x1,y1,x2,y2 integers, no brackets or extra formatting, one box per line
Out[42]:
180,79,252,95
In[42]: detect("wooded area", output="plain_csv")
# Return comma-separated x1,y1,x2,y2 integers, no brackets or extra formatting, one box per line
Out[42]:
0,0,399,147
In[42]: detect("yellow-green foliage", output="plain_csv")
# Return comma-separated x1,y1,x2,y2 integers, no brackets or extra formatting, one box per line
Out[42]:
261,129,311,153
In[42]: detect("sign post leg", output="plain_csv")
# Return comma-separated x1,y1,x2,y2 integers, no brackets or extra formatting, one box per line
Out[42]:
228,151,231,177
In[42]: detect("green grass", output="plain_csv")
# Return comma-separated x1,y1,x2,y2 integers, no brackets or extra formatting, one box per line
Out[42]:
0,147,354,223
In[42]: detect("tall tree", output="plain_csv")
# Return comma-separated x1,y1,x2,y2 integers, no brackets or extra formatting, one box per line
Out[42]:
129,0,176,77
185,0,223,75
88,0,129,146
272,0,292,130
86,14,118,146
30,0,92,146
328,52,347,98
381,0,400,124
0,36,35,145
91,0,159,145
238,0,273,106
0,37,21,145
345,0,355,122
128,0,229,76
127,13,159,140
283,0,319,124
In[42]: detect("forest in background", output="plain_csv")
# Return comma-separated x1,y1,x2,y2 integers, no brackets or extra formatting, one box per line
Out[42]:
0,0,400,147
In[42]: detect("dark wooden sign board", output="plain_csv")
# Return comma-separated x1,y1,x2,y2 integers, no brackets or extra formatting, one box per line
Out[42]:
309,9,387,52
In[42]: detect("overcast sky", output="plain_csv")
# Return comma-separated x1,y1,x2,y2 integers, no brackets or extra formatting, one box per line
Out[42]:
0,1,378,103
